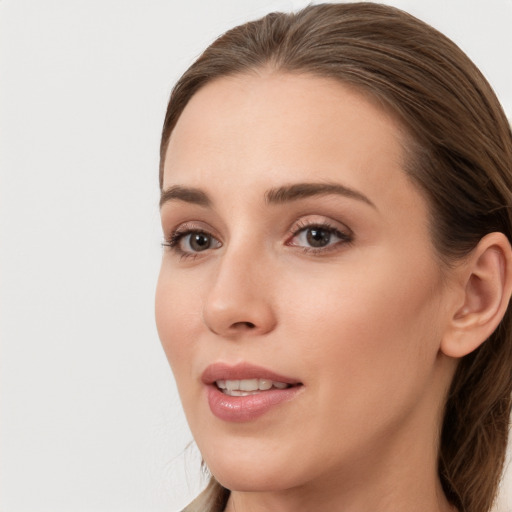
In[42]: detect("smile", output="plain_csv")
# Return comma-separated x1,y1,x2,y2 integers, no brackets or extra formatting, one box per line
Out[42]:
216,378,291,396
203,363,303,422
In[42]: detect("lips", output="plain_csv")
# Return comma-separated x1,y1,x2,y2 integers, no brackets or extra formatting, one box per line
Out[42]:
202,362,303,422
202,362,301,385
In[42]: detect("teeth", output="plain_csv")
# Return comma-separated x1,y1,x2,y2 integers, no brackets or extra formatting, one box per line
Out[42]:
258,379,273,390
226,380,240,391
226,390,261,396
239,378,258,391
215,378,290,395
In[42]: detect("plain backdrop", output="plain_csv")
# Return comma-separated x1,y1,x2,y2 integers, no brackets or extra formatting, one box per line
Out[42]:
1,1,511,511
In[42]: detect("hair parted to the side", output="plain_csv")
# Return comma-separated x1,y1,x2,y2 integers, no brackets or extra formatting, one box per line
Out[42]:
160,4,512,512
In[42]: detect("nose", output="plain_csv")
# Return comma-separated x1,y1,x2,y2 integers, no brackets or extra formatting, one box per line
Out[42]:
202,246,277,338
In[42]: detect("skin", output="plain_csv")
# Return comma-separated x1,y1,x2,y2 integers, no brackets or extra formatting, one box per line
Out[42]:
156,72,464,512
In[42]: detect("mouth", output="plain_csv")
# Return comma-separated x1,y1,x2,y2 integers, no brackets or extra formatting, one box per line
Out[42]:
202,362,303,422
215,378,294,396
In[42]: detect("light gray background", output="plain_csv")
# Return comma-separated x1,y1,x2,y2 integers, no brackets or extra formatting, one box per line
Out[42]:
1,1,511,511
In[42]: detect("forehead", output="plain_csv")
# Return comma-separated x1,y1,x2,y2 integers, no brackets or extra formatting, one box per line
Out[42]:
162,72,421,217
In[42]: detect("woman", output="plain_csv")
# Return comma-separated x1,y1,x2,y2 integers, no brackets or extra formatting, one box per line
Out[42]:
155,3,512,512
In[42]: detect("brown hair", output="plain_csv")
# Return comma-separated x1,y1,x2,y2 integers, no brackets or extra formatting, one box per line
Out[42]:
159,4,512,512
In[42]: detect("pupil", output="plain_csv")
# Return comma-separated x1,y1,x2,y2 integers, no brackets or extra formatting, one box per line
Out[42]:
306,228,331,247
190,233,211,251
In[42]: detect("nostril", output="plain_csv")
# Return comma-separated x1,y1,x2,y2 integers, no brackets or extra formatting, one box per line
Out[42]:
232,321,256,329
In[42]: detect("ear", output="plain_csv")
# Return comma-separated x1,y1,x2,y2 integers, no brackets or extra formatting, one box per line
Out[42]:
441,232,512,358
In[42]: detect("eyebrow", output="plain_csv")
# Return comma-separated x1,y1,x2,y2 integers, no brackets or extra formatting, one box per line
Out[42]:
160,185,211,208
159,182,375,209
264,182,376,208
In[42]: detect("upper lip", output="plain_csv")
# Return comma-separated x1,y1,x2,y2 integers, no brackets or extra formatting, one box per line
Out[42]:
201,362,301,385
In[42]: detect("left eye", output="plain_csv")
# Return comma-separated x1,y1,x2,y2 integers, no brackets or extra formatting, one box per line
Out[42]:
290,225,349,249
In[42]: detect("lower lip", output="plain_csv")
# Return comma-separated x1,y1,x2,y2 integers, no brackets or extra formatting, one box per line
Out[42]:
206,384,303,422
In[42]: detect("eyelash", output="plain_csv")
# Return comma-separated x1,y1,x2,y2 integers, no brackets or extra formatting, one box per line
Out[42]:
285,220,353,255
162,220,353,260
161,223,217,261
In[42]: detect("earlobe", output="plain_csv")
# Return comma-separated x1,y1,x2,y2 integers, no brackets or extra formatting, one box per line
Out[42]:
441,232,512,358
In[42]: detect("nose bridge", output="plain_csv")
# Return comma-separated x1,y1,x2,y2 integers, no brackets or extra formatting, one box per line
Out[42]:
203,238,276,336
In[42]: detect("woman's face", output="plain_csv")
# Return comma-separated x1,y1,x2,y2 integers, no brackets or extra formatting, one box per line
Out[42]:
156,73,457,493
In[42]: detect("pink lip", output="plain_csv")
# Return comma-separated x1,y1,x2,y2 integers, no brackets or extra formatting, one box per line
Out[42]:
202,362,303,423
201,362,301,385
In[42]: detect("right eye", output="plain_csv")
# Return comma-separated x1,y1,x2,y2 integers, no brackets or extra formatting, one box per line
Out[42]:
181,231,217,252
163,229,222,257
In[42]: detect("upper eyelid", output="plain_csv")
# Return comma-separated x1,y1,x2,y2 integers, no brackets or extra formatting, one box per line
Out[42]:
287,224,353,246
291,223,348,236
287,216,352,235
166,221,221,239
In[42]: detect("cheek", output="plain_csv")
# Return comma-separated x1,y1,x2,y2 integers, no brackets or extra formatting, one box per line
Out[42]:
283,251,444,414
155,264,202,376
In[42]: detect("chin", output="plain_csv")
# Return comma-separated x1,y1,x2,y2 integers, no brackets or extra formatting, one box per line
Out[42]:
213,469,292,493
205,452,305,492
